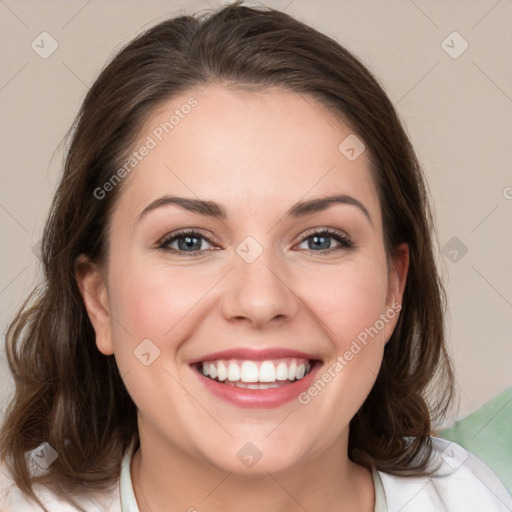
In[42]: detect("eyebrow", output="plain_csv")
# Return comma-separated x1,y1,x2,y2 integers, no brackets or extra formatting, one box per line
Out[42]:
137,194,372,225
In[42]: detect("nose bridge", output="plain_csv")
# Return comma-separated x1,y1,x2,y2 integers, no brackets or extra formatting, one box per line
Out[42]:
220,236,299,327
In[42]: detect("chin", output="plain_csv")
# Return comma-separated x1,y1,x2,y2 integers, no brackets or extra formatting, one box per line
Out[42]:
201,444,305,477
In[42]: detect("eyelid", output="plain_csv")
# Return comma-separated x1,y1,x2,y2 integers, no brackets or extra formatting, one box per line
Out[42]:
157,228,220,250
294,227,353,250
157,226,354,254
297,226,350,241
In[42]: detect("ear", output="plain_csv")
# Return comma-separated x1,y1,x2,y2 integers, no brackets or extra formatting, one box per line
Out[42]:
75,254,114,355
383,243,409,342
386,242,409,308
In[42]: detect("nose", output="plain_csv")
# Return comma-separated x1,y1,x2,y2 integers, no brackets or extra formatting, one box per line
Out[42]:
220,249,299,329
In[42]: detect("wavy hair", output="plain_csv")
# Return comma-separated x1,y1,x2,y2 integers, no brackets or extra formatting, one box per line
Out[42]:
0,1,454,509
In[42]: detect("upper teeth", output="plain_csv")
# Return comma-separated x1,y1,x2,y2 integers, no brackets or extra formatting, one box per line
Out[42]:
200,358,312,383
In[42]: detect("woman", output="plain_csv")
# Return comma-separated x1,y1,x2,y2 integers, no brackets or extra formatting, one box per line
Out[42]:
1,2,510,511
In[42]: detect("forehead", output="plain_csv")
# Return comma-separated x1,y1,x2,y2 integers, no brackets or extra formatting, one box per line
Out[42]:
113,83,380,223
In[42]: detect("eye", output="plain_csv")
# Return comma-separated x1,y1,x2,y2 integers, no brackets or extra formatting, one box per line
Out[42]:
158,227,353,256
295,228,353,253
158,230,217,256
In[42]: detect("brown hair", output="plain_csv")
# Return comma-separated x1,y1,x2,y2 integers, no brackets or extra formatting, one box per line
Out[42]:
0,1,454,509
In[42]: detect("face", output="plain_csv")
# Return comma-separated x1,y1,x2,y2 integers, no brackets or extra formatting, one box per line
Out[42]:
78,83,408,475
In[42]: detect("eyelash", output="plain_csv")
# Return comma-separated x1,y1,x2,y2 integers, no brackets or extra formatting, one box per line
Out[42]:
157,228,354,256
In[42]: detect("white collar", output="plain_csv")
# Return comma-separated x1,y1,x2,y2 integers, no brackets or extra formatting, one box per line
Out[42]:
119,441,139,512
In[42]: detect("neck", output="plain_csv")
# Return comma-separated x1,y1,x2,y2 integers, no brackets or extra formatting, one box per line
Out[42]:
131,422,374,512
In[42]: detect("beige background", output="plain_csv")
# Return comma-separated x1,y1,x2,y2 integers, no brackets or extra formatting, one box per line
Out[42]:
0,0,511,425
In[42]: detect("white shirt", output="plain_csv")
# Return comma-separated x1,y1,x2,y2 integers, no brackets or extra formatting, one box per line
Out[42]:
1,437,511,511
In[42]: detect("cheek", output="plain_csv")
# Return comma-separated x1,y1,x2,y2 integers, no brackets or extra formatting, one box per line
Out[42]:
296,262,390,425
304,258,389,348
108,259,220,344
105,261,211,415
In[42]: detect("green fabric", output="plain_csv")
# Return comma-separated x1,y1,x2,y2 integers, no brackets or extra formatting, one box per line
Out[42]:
439,387,512,494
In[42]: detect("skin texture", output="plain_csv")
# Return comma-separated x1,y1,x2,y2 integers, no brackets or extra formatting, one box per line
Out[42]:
77,83,409,512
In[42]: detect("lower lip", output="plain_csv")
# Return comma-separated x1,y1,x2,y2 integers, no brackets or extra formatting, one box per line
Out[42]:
191,361,322,409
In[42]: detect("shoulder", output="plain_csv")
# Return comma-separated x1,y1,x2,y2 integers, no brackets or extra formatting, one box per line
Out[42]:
378,437,512,512
0,459,121,512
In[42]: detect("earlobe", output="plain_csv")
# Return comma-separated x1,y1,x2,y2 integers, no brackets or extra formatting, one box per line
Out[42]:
75,254,115,355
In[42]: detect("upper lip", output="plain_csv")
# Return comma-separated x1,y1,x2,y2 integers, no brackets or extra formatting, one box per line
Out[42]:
188,347,322,365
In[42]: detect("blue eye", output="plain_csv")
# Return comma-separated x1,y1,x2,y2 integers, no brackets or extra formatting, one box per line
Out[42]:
159,230,215,255
296,229,353,253
158,228,353,256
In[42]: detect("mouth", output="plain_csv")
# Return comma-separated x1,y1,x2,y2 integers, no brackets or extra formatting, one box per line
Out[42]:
192,357,317,390
188,347,323,408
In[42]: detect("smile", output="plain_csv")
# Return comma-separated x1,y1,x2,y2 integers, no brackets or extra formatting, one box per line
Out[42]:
196,357,314,389
190,359,322,408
